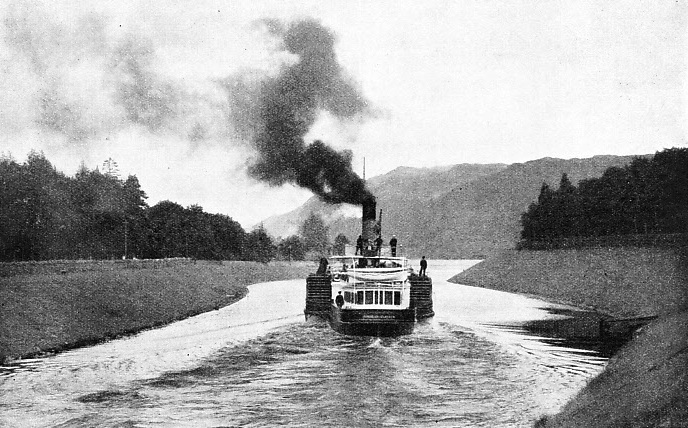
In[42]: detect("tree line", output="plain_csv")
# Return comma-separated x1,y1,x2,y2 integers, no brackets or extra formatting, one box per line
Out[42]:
0,151,339,262
275,212,349,261
520,148,688,248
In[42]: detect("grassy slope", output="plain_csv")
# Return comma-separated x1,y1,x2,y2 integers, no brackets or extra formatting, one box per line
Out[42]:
450,248,688,427
449,247,688,318
0,260,313,362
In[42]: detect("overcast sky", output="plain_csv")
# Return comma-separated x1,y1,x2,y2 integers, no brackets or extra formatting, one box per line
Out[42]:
1,0,685,227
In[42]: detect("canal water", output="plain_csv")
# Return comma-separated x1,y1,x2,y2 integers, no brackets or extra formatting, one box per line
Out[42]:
0,260,608,427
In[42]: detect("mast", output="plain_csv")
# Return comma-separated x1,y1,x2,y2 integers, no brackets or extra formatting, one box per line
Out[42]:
378,209,382,238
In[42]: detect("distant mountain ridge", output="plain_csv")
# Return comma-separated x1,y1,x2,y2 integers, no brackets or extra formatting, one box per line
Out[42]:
261,155,644,258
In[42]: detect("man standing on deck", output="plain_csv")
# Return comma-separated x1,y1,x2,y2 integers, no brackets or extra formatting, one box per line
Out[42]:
419,256,427,277
355,235,363,255
335,291,344,308
375,235,383,256
389,235,398,257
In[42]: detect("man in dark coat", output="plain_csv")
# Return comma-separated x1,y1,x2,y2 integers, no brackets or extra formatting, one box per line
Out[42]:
335,291,345,307
356,235,363,255
419,256,427,277
374,235,383,255
389,235,398,256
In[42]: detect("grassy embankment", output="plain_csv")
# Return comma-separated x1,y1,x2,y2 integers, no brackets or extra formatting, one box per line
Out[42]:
0,259,313,363
450,247,688,427
450,247,687,317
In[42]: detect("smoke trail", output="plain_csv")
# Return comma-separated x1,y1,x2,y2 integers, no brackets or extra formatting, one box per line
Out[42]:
225,18,374,205
3,6,373,205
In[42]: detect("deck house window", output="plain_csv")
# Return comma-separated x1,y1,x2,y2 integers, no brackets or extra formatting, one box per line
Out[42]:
365,291,374,304
351,289,403,306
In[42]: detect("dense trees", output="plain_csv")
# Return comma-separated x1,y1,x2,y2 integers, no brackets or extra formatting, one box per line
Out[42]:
520,148,688,248
274,213,337,260
333,233,349,256
300,212,330,257
243,225,275,263
276,235,305,261
0,152,266,262
0,151,361,262
67,163,149,259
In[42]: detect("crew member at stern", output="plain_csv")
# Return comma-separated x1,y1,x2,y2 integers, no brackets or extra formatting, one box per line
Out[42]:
335,291,345,308
419,256,427,277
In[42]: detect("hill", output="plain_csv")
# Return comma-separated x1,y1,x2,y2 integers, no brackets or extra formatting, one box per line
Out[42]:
262,155,644,258
422,155,644,258
261,163,507,240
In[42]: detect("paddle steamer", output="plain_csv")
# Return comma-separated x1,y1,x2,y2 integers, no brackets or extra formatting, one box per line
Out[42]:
305,198,433,336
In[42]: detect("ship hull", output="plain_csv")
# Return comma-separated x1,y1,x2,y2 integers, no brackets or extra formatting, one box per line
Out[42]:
328,305,416,337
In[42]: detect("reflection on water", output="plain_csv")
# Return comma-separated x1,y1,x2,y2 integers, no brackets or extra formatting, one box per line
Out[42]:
490,307,627,358
1,260,608,427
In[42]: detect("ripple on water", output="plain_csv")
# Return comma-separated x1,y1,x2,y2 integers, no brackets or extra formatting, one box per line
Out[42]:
87,320,586,427
76,389,147,403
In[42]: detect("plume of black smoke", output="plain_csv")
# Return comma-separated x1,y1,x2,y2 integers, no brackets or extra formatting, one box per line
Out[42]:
226,18,374,205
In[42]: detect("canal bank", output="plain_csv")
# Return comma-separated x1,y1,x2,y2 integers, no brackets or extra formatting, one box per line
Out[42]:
450,247,688,427
0,260,312,364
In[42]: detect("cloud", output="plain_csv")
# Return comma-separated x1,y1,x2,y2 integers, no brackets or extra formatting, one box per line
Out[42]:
1,1,230,147
110,34,178,132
